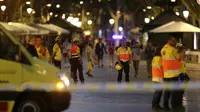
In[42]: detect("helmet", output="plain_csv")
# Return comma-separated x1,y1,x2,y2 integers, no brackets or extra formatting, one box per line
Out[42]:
73,37,80,42
115,62,122,71
55,36,60,41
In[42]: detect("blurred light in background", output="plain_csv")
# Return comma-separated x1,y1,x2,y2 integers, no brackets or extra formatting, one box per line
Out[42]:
112,35,123,39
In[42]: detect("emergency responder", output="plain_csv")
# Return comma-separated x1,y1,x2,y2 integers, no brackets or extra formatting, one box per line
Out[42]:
52,37,62,69
161,37,182,111
35,37,50,63
70,38,84,84
152,46,164,110
116,39,132,83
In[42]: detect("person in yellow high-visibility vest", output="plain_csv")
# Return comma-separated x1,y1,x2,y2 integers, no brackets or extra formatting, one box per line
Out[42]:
52,37,62,69
161,37,181,111
116,39,132,83
152,46,164,111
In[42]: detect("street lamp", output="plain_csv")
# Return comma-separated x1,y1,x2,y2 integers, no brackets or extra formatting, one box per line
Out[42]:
147,6,152,9
76,21,82,27
183,10,189,19
87,20,92,25
27,8,33,14
119,27,123,32
56,4,60,8
62,14,66,19
144,18,150,23
171,0,176,2
151,16,155,20
47,4,52,7
86,12,90,15
26,1,31,5
175,11,180,16
143,9,146,12
1,5,6,11
67,16,73,22
49,12,53,16
109,19,115,25
80,1,83,4
78,13,81,16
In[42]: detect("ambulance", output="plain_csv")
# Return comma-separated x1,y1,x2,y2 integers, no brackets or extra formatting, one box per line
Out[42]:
0,24,71,112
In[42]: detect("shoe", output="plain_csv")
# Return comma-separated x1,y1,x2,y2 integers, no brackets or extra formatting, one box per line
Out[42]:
152,105,163,110
163,107,171,111
101,65,104,67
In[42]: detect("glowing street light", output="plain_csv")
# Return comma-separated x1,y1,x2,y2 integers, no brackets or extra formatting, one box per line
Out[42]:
80,1,83,4
62,14,66,19
86,12,90,15
76,21,82,27
183,10,189,19
151,16,155,20
27,8,33,14
56,4,60,8
26,1,31,5
67,16,73,22
78,13,81,16
109,19,115,25
119,27,123,32
171,0,176,2
1,5,6,11
143,9,146,12
50,12,53,16
144,18,150,23
55,14,58,18
47,4,52,7
147,6,152,9
175,12,180,16
87,20,93,25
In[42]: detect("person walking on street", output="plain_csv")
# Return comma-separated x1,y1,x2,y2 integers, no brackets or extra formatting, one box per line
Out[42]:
95,38,107,67
70,38,84,84
52,37,62,69
132,42,141,78
26,37,38,57
152,46,164,111
116,39,132,83
177,44,189,110
108,42,115,67
85,42,94,77
161,37,182,111
145,41,155,78
35,37,50,63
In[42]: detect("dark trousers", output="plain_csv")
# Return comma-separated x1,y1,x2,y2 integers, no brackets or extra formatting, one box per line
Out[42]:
163,76,179,109
133,60,140,75
71,58,84,83
177,90,184,107
152,83,163,107
54,60,61,69
118,61,130,82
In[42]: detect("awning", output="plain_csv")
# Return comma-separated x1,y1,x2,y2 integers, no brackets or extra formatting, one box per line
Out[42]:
38,24,70,34
0,22,26,34
149,21,200,33
29,24,57,35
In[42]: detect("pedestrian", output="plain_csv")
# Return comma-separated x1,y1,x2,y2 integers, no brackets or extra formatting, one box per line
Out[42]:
70,37,84,84
116,39,132,83
26,37,38,57
95,38,107,67
52,37,62,69
152,46,164,110
35,37,50,63
85,42,94,77
132,42,141,78
176,44,189,110
161,37,181,111
145,41,155,78
108,42,115,67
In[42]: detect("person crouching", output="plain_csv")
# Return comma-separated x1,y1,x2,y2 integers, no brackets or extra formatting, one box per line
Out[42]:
152,46,164,110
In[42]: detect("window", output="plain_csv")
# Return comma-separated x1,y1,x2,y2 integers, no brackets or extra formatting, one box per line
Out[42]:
0,30,31,65
0,31,18,62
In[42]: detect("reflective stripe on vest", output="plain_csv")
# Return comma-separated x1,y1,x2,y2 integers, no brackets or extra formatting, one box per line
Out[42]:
119,53,130,61
152,77,163,82
71,45,79,58
152,66,163,82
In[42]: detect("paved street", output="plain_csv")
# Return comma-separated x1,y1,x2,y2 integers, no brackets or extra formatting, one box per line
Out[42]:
63,55,200,112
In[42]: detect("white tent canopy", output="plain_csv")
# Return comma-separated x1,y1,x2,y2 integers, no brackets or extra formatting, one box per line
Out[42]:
0,22,25,34
149,21,200,33
38,24,70,34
